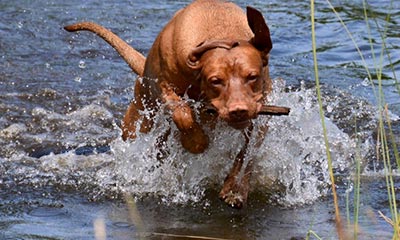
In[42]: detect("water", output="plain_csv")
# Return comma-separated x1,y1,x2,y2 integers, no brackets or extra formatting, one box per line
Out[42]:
1,0,399,239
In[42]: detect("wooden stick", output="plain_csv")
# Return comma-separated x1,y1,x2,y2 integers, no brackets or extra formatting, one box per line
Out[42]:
202,104,290,116
258,105,290,116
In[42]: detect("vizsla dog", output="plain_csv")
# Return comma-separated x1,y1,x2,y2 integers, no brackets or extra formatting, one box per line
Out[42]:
65,0,273,208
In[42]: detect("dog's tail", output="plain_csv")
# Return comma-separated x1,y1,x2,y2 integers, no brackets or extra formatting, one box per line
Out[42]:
64,22,145,76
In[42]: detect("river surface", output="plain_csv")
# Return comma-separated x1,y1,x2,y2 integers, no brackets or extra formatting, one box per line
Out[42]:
1,0,399,239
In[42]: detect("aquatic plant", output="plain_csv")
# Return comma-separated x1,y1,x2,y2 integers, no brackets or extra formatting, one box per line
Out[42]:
310,0,399,239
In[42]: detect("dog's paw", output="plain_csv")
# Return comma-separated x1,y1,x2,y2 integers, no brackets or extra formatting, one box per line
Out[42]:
181,126,209,153
172,104,196,131
219,179,249,209
219,190,246,209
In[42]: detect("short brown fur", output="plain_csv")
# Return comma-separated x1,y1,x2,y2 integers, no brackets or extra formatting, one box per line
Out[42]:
65,0,273,208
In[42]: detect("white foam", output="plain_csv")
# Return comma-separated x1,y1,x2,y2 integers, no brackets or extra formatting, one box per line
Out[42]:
0,123,27,139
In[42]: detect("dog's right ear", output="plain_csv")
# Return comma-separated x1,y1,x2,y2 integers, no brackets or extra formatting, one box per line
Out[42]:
187,40,239,69
247,6,273,66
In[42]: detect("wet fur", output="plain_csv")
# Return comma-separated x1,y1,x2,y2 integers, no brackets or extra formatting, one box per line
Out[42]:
65,0,273,208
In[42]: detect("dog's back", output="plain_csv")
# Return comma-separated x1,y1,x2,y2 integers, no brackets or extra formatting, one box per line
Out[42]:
142,0,254,97
171,0,253,55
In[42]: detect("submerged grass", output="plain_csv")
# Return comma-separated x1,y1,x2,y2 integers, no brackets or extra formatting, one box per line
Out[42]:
311,0,400,239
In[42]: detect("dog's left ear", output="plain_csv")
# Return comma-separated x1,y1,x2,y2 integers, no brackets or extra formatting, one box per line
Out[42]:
187,40,239,69
247,6,272,66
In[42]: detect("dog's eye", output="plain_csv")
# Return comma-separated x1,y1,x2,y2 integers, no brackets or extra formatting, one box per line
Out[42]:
209,77,224,87
247,73,259,82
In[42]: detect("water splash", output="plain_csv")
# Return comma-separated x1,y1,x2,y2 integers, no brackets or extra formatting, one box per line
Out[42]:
255,80,355,205
0,79,378,207
109,79,370,206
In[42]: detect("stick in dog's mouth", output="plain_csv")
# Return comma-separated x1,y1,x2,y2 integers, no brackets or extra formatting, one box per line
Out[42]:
258,105,290,116
202,104,290,116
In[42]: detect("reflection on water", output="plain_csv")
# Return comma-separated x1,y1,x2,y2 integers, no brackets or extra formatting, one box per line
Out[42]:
0,0,399,239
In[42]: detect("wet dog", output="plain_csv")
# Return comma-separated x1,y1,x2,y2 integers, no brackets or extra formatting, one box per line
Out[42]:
65,0,273,208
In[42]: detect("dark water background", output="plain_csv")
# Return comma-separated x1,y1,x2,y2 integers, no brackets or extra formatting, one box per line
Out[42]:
1,0,399,239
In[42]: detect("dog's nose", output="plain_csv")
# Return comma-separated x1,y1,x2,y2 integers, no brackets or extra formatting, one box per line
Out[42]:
228,106,249,120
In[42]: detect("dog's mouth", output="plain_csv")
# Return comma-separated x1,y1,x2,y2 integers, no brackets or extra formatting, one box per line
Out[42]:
227,119,251,129
202,104,253,129
203,105,219,115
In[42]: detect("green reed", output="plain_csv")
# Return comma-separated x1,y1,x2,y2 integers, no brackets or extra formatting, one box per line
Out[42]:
310,0,344,238
311,0,399,239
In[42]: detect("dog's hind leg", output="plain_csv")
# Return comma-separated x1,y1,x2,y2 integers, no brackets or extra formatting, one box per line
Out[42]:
122,99,158,140
122,100,141,140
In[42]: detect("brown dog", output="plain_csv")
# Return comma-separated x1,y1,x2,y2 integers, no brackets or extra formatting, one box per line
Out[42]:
65,0,273,208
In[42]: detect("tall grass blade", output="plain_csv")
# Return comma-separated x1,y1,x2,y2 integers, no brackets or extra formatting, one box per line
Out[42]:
383,105,400,238
124,193,146,239
370,0,399,95
94,218,107,240
363,0,400,236
326,0,399,238
310,0,343,238
325,0,377,101
306,230,323,240
368,0,400,169
353,132,361,240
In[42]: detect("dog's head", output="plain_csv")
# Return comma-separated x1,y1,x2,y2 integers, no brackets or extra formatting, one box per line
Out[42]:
186,7,273,129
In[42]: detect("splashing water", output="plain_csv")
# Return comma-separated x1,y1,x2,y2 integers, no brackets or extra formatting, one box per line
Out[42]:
1,79,377,207
109,79,366,206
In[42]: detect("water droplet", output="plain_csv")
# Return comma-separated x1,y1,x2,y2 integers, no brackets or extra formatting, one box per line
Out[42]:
78,60,86,69
361,78,370,86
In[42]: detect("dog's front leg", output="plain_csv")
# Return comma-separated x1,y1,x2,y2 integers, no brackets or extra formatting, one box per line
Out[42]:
160,82,209,153
219,124,267,208
219,130,250,208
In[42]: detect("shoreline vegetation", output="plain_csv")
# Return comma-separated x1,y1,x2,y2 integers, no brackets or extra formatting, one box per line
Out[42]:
310,0,399,239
